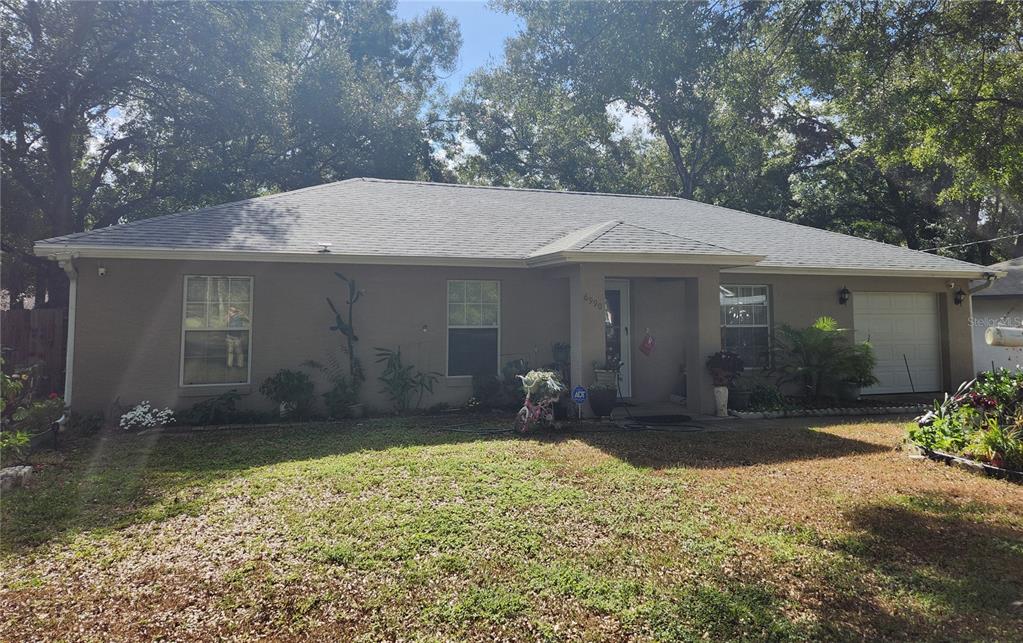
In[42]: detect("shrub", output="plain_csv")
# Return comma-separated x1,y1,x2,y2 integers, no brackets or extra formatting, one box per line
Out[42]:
178,390,243,426
323,376,360,418
68,411,104,436
120,401,174,431
2,360,65,462
12,396,64,435
748,382,786,411
260,369,316,417
964,419,1023,469
0,429,31,464
304,357,362,418
771,316,877,400
374,347,440,413
471,369,503,408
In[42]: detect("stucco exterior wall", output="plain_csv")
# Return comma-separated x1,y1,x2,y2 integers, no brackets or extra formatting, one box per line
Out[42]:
722,272,976,390
67,257,978,417
69,258,570,415
971,297,1023,373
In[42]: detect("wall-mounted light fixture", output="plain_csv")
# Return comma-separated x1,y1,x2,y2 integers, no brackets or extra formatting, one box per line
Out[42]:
97,266,107,277
838,286,851,305
954,288,966,306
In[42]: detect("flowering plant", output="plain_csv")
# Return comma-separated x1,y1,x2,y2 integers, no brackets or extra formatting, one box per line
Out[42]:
120,401,174,431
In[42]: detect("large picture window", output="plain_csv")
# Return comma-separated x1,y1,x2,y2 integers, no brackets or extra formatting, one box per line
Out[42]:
720,285,770,368
447,280,500,376
181,276,252,386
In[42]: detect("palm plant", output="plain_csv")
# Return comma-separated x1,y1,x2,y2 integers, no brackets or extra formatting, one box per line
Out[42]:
771,316,878,401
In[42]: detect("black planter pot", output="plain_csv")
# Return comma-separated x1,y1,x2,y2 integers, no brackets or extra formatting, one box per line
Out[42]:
589,389,617,417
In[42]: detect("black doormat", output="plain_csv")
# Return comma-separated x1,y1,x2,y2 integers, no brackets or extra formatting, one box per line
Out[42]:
629,414,693,424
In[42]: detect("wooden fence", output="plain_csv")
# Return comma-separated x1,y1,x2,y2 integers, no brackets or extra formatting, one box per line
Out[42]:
1,308,67,396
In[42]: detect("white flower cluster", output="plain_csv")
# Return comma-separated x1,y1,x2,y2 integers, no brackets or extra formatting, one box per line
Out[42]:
119,401,175,431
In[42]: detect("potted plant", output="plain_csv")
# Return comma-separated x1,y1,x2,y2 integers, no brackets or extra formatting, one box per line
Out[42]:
588,382,617,418
707,351,743,417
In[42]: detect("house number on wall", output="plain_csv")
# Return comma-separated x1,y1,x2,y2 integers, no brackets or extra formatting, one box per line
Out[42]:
583,292,607,312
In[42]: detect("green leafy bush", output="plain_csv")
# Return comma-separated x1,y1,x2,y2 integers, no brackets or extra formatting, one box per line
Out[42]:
178,390,243,426
68,411,104,436
471,369,503,408
748,382,786,411
771,316,878,400
911,369,1023,471
374,347,440,413
260,369,316,417
304,356,363,419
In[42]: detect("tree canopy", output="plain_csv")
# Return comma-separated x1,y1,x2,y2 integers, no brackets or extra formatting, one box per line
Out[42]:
1,0,459,306
451,0,1021,262
2,0,1020,308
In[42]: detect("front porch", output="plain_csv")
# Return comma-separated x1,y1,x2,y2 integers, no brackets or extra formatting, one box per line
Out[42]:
548,262,727,416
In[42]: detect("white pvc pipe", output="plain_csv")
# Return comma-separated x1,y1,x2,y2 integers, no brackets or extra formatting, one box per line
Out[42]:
59,258,78,408
986,326,1023,348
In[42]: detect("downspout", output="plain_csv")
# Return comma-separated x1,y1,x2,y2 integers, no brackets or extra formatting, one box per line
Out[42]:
56,255,78,423
969,271,998,295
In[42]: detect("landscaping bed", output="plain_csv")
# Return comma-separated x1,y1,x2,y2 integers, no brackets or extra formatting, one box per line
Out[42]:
908,369,1023,480
732,402,925,420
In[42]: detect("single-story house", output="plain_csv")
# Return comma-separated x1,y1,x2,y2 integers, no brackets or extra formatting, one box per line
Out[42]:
35,178,997,416
972,257,1023,373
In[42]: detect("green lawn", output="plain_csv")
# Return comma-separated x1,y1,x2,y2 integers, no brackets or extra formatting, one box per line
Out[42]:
1,417,1021,641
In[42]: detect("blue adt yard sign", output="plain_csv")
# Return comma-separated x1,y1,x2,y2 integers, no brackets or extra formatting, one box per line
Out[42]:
571,386,588,405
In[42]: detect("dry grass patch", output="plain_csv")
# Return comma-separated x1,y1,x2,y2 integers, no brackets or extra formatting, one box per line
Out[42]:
1,417,1021,640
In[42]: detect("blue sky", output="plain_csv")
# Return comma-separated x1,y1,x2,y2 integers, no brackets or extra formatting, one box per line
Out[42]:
394,1,523,95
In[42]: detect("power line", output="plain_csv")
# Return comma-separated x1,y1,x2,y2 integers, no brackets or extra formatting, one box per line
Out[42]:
920,232,1022,253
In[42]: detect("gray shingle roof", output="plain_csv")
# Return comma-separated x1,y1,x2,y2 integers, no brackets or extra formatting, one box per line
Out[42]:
35,178,990,275
976,258,1023,297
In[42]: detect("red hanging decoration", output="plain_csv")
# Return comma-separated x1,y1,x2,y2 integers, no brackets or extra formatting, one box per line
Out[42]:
640,331,655,356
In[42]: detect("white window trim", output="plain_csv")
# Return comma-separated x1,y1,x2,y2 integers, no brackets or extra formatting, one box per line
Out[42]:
446,279,501,378
720,284,772,369
180,275,254,388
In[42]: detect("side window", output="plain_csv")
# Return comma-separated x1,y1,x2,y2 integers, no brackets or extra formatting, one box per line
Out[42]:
182,276,252,385
720,285,770,368
447,280,500,376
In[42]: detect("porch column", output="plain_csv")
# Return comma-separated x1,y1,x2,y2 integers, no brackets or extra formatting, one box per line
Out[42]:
684,268,721,415
569,264,607,413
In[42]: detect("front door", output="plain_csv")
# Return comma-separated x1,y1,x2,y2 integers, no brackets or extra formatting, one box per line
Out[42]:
604,279,632,397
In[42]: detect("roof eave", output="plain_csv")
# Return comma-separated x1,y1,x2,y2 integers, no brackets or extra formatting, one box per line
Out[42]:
723,264,995,279
33,244,527,268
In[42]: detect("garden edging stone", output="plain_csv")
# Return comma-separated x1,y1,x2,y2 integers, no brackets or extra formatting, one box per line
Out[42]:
912,443,1023,484
730,405,925,420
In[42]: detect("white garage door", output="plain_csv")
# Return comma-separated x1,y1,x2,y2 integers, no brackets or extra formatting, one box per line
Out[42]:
854,292,942,394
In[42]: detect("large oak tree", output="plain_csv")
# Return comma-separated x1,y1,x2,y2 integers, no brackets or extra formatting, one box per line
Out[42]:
1,0,460,307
